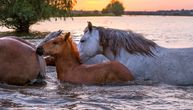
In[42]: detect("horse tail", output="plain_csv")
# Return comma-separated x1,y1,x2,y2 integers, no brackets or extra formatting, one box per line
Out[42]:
37,55,46,79
29,55,47,85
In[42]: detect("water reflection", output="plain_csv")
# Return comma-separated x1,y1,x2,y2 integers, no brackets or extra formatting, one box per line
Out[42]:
1,16,193,109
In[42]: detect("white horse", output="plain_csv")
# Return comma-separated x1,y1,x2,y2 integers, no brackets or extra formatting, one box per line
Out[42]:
78,22,193,85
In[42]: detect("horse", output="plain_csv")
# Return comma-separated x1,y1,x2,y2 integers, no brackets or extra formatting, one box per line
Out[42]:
36,31,134,84
78,22,193,85
0,36,46,85
40,31,110,66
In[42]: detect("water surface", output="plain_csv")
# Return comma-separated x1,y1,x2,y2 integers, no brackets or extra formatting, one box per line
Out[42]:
1,16,193,109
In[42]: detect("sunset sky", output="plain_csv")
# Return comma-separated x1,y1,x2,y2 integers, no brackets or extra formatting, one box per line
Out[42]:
74,0,193,11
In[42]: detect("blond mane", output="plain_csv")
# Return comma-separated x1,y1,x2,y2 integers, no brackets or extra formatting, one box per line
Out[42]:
66,36,81,63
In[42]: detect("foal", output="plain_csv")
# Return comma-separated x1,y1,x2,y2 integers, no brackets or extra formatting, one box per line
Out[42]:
36,32,134,84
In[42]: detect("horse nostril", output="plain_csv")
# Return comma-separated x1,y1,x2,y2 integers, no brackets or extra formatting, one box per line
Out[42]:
36,47,44,56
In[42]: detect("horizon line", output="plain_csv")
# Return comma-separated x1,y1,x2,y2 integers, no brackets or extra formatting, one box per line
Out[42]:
72,9,193,12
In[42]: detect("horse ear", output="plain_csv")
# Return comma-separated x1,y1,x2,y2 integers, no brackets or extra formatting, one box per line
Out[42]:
64,32,70,41
88,21,92,32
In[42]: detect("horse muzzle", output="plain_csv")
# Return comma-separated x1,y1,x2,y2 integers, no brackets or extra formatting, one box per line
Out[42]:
36,47,44,56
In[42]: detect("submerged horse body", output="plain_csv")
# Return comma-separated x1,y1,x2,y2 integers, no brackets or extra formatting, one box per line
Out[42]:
0,37,46,85
36,31,134,84
78,22,193,85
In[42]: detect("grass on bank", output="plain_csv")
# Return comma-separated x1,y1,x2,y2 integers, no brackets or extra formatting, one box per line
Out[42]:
0,31,49,39
71,13,115,17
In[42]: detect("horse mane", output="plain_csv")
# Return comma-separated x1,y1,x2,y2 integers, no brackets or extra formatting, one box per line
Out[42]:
95,27,157,56
66,37,81,63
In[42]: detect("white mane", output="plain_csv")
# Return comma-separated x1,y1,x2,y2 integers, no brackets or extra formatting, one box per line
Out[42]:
85,26,157,56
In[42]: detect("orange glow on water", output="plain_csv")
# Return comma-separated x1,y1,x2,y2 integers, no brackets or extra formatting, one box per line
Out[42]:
74,0,193,11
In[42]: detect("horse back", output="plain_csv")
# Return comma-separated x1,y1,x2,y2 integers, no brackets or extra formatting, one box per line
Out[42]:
0,37,40,85
109,61,134,81
73,62,134,84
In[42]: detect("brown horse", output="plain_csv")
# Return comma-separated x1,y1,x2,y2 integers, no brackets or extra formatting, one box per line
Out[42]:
36,31,134,84
0,36,46,85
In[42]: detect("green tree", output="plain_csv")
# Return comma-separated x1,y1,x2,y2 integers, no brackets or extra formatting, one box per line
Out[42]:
102,0,124,16
0,0,76,32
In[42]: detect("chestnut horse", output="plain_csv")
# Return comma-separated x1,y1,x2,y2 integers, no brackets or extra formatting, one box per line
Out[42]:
36,31,134,84
0,36,46,85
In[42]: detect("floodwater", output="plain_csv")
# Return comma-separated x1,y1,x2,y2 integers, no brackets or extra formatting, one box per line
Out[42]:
1,15,193,109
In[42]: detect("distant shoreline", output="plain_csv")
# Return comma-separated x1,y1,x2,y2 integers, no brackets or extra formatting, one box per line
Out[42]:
124,10,193,16
72,9,193,17
72,14,193,17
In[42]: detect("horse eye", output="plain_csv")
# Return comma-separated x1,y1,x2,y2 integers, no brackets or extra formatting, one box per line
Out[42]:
53,42,58,45
80,39,85,43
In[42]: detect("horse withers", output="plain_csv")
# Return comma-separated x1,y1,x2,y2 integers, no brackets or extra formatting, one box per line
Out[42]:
36,31,134,84
78,22,193,85
0,37,46,86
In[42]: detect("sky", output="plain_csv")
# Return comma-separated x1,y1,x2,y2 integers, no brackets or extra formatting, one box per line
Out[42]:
73,0,193,11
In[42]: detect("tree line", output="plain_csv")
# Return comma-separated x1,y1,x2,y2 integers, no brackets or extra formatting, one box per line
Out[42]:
0,0,76,32
102,0,124,16
0,0,124,33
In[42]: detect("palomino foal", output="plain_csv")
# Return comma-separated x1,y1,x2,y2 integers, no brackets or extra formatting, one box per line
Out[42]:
36,32,134,84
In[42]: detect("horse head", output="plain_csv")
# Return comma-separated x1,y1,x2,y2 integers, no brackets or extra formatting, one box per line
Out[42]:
78,22,103,63
79,22,157,63
36,31,71,56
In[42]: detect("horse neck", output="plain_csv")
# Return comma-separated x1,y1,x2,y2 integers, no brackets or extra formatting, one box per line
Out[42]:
55,41,81,79
103,47,130,64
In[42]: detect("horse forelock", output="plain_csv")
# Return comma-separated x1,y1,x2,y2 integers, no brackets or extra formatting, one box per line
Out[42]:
96,27,157,56
84,26,99,34
84,27,90,34
38,30,63,47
